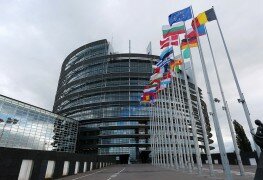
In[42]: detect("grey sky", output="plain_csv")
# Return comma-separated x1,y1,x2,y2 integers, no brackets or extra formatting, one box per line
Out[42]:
0,0,262,152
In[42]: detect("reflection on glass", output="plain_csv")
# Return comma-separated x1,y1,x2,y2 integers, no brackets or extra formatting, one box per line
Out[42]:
0,95,78,152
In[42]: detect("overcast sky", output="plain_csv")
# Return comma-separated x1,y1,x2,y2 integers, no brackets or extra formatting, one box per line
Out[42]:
0,0,262,153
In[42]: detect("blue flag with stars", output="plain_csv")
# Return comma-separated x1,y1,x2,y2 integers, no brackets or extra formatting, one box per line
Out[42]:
168,6,193,26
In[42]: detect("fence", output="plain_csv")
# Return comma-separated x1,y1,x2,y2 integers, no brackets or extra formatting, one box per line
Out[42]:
0,147,115,180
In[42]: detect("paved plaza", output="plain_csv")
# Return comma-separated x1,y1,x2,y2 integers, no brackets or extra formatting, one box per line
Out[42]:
58,164,256,180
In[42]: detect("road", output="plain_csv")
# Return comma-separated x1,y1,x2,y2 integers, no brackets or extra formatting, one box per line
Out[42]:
58,164,256,180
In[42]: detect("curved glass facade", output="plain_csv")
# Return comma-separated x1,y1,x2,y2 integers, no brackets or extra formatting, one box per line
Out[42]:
53,39,159,161
0,95,78,153
53,39,213,162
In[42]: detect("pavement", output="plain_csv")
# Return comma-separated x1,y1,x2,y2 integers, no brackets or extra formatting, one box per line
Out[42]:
57,164,256,180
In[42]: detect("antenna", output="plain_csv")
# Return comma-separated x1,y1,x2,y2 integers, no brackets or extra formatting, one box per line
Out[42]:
129,40,131,53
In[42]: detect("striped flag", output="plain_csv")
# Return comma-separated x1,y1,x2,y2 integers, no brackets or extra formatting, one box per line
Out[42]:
152,65,165,74
160,35,178,49
159,47,173,61
158,73,171,91
162,22,185,39
192,8,217,28
143,86,156,93
156,57,172,68
150,73,163,81
185,26,206,39
181,37,198,50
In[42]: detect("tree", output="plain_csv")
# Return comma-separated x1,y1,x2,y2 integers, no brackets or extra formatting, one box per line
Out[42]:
233,120,253,153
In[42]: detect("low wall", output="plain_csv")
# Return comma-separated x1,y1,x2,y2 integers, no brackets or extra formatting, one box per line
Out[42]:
0,147,115,180
199,152,258,165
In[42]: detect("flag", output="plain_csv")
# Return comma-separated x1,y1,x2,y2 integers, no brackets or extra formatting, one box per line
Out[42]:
185,25,206,39
146,42,152,55
141,92,157,103
168,6,193,26
141,92,155,101
150,73,163,81
175,65,181,73
160,35,178,49
192,8,217,28
143,86,156,93
181,37,198,50
159,47,173,61
182,47,190,59
170,59,183,72
150,79,161,86
156,57,173,68
197,25,206,35
163,71,171,79
162,22,185,38
152,65,165,74
205,8,217,21
169,54,182,71
141,93,150,102
158,73,171,91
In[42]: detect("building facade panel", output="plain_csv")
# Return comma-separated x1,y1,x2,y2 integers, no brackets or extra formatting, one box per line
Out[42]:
0,95,78,153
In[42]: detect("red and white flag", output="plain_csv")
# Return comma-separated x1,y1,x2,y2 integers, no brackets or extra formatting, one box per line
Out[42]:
160,35,179,49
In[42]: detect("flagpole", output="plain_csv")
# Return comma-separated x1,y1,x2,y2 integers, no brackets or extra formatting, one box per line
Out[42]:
155,95,160,165
170,44,185,169
159,96,165,166
170,80,182,169
157,95,164,166
161,90,170,166
174,74,187,170
171,77,184,169
179,38,203,174
204,25,245,176
154,103,159,165
152,103,156,165
151,103,155,165
149,104,154,165
178,69,195,171
152,103,157,166
172,76,186,169
171,44,190,171
163,88,174,167
212,6,261,157
167,83,179,169
182,21,214,176
190,6,232,180
154,103,158,165
176,71,192,172
159,93,167,166
155,102,161,165
164,89,173,167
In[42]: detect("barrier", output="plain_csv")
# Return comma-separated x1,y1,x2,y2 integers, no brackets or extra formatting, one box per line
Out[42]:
0,147,115,180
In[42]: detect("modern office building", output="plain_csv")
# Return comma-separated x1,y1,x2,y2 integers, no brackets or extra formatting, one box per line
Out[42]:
0,94,78,153
53,39,214,162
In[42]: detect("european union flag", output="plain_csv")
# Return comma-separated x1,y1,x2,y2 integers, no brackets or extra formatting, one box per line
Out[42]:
168,6,193,26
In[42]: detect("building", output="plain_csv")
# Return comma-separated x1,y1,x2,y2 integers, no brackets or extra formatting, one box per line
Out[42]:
0,94,78,153
53,39,214,162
